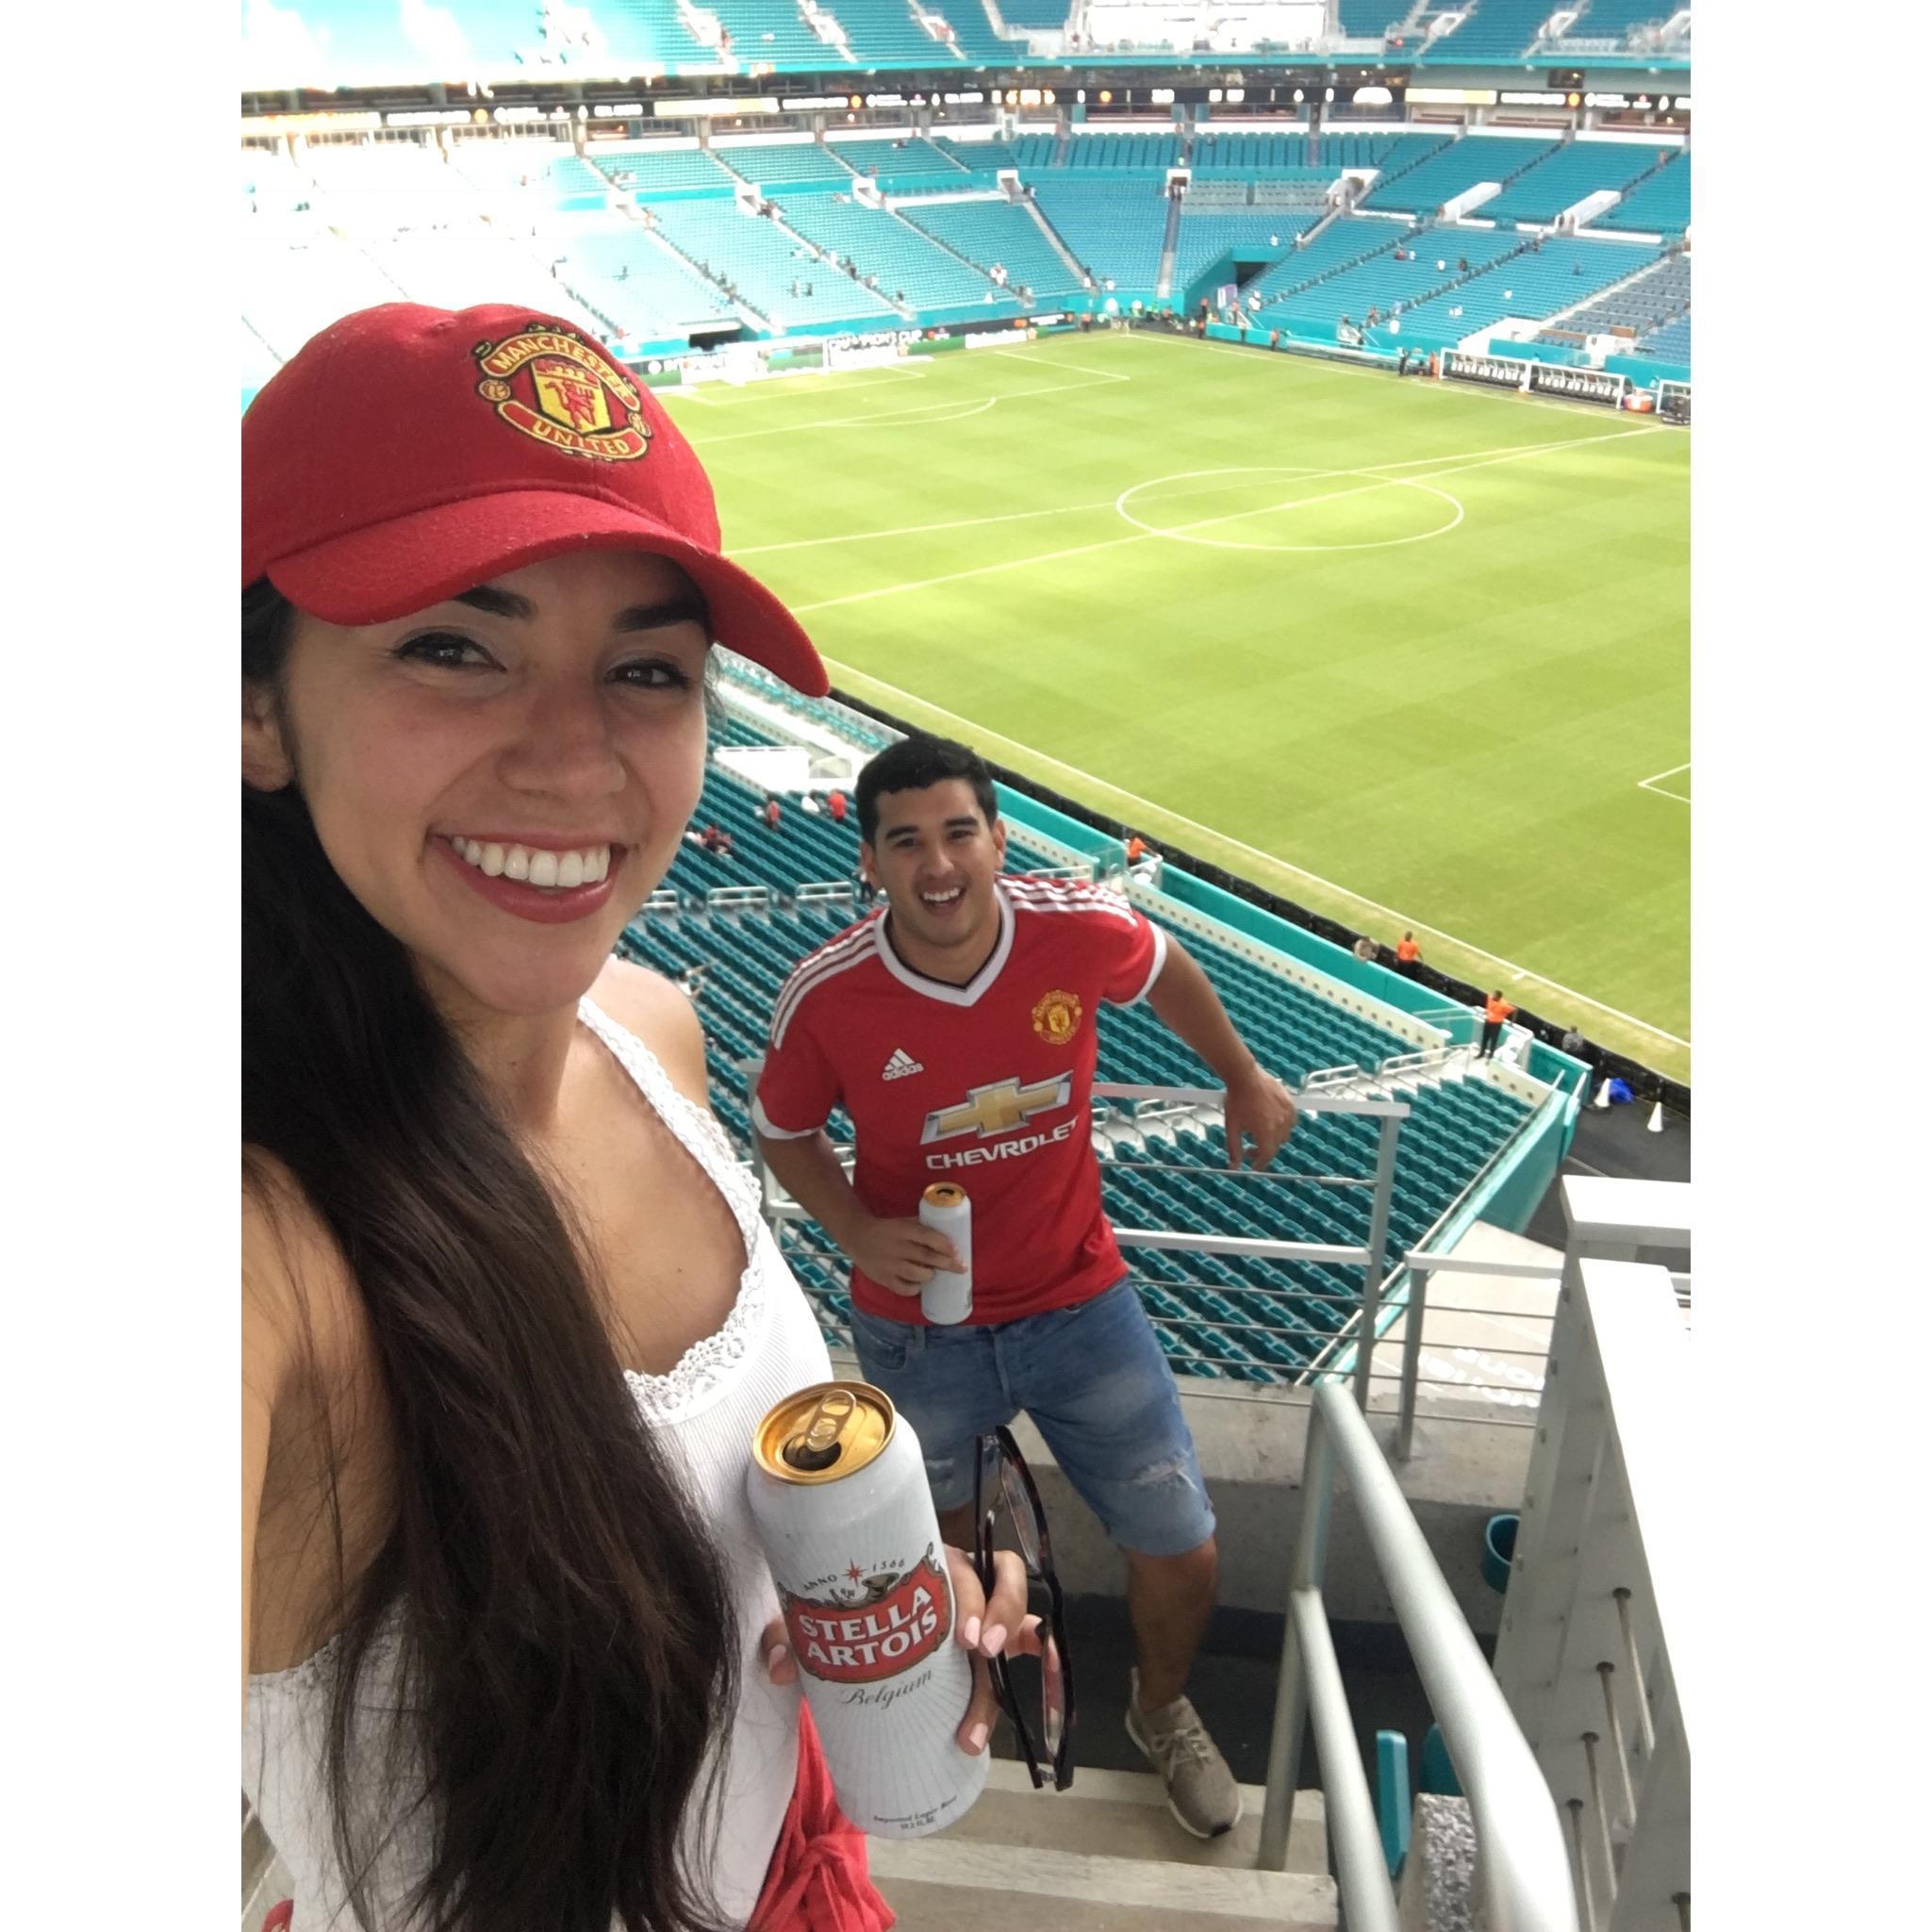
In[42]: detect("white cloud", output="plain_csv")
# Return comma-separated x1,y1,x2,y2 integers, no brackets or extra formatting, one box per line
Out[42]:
239,0,332,89
399,0,473,73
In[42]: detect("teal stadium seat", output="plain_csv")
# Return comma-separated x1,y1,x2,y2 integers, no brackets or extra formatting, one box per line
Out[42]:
1361,137,1557,215
1593,153,1690,238
901,199,1088,300
1029,177,1168,289
1417,0,1553,62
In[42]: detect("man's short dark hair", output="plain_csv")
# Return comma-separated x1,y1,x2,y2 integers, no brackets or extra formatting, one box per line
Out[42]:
855,733,999,844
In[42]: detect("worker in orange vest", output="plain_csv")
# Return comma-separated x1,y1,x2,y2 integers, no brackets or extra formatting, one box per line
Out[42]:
1479,990,1516,1061
1395,932,1422,977
1125,834,1148,864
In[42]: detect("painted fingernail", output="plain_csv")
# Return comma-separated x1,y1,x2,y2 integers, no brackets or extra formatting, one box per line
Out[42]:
767,1645,789,1676
962,1616,982,1649
983,1624,1008,1657
968,1722,990,1753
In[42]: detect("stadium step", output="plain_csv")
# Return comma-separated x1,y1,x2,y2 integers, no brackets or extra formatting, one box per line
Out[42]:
869,1760,1338,1929
1026,196,1091,286
1157,191,1183,299
1544,248,1669,327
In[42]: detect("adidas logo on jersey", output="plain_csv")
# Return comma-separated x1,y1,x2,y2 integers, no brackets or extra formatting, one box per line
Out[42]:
881,1049,925,1082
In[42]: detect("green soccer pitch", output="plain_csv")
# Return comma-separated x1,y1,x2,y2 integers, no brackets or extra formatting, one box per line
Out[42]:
667,330,1691,1080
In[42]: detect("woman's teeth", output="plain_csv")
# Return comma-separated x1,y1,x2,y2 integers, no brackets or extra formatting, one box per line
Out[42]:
450,838,611,888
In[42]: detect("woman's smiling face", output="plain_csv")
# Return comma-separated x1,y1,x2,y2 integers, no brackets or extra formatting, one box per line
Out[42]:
244,550,712,1021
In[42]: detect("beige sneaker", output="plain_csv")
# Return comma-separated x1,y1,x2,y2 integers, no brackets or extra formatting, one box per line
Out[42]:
1124,1668,1243,1839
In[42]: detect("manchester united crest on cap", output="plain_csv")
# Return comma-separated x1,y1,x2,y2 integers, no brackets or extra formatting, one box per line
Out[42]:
1031,989,1082,1047
471,324,652,463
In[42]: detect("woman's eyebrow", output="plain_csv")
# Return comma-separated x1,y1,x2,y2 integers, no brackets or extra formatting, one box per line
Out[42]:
444,586,707,632
612,594,709,635
452,585,535,619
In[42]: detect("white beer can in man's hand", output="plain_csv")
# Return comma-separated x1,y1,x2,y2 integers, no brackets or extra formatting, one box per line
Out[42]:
747,1381,989,1837
918,1182,972,1326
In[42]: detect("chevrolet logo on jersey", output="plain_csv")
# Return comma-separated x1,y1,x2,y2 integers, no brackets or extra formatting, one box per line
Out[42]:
921,1075,1073,1144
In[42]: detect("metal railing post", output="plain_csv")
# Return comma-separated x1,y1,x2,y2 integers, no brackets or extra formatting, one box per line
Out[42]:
1395,1262,1431,1461
1259,1397,1335,1869
1352,1110,1403,1410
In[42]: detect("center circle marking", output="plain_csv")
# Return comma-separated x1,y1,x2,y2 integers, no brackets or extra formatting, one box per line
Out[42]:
1115,465,1465,553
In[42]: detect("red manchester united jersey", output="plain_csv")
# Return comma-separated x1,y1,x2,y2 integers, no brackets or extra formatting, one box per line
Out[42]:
754,877,1168,1326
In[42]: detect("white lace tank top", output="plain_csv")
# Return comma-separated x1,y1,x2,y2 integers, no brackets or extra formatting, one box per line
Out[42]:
241,996,833,1929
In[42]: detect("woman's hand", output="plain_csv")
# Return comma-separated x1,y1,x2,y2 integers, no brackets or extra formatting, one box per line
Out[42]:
758,1544,1043,1755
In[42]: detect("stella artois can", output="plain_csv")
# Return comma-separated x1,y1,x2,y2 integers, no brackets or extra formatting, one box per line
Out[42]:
747,1380,989,1838
918,1182,972,1327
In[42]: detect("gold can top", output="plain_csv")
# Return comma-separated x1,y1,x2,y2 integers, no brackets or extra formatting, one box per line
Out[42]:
922,1182,967,1210
751,1380,897,1485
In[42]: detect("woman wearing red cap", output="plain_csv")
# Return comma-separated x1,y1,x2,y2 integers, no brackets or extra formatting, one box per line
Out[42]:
240,305,1034,1932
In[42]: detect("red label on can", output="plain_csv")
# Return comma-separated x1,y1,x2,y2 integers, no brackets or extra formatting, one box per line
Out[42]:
782,1550,949,1684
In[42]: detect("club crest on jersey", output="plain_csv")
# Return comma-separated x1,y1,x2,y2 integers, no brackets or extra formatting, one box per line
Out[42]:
471,325,652,462
1031,989,1082,1048
922,1074,1072,1144
780,1549,949,1684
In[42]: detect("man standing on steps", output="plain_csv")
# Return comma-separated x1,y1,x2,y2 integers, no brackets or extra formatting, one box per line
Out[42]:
753,732,1299,1841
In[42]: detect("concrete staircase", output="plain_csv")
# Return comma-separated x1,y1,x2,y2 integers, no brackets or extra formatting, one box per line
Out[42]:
242,1763,1341,1931
869,1759,1340,1928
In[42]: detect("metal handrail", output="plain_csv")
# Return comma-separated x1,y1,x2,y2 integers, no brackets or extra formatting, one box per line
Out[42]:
1261,1380,1580,1932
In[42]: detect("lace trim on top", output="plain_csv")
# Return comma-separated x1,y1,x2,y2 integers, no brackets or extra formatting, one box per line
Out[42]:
575,995,769,1424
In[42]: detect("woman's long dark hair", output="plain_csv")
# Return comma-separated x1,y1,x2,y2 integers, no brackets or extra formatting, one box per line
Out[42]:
242,579,739,1932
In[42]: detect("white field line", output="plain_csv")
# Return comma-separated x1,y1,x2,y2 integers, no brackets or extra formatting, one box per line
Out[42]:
732,497,1121,557
787,426,1664,615
1638,762,1691,801
728,429,1632,560
690,392,999,442
817,661,1693,1050
1118,326,1692,427
991,348,1131,383
663,365,930,410
685,361,1132,447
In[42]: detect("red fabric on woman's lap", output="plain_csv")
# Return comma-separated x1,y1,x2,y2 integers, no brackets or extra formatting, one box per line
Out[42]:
749,1701,896,1932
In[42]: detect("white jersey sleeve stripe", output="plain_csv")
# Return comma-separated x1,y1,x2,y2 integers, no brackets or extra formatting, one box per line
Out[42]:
1125,920,1168,1007
750,1093,821,1141
1003,879,1141,928
770,927,877,1049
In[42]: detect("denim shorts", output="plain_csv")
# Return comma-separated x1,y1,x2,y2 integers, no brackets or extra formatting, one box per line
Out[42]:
846,1278,1217,1559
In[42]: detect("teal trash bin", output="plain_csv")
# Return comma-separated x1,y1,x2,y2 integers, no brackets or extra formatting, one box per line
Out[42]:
1482,1512,1519,1595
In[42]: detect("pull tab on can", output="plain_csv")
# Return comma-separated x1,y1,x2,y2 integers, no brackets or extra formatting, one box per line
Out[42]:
783,1387,859,1472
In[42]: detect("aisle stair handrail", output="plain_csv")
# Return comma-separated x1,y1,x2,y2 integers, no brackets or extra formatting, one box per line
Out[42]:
1259,1378,1580,1932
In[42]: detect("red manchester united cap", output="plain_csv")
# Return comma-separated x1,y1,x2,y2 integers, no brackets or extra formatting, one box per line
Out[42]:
241,303,828,696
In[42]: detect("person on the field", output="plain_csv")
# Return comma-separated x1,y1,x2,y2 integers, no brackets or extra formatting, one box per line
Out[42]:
1480,989,1517,1059
1395,932,1422,975
754,734,1300,1841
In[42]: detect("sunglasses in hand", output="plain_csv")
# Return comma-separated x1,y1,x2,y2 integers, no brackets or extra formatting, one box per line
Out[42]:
972,1427,1075,1791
